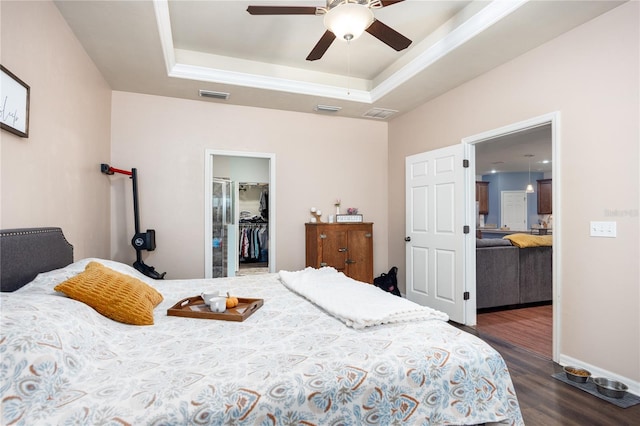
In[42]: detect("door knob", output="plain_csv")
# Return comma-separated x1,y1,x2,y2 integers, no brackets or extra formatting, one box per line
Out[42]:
405,236,411,242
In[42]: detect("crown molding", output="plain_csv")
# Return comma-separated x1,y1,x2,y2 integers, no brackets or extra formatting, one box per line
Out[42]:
153,0,528,104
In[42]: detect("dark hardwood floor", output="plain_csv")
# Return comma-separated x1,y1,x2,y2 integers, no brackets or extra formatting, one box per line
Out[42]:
452,322,640,425
476,304,552,359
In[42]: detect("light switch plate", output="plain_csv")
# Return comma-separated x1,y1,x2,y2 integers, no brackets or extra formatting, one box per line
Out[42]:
590,221,617,238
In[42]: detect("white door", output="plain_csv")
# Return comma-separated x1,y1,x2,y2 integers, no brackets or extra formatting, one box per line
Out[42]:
406,145,467,323
501,191,527,231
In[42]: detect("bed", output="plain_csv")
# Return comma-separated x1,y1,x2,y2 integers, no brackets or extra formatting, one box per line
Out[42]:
0,227,523,425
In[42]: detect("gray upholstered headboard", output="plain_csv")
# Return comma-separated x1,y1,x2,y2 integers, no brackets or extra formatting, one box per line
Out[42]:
0,227,74,292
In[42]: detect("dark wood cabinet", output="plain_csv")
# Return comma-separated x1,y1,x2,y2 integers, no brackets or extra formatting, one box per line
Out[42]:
476,181,489,215
305,223,373,284
537,179,552,214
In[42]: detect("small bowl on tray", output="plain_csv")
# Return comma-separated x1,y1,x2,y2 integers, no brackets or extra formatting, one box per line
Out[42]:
563,366,591,383
592,377,628,399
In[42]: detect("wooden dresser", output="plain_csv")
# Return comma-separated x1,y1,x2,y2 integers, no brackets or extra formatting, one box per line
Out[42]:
305,222,373,284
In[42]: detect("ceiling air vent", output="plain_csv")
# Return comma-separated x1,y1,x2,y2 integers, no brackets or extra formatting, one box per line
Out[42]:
363,108,398,120
314,104,342,113
199,90,230,100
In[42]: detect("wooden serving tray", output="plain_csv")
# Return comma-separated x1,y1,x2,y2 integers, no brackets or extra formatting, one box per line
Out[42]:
167,296,263,322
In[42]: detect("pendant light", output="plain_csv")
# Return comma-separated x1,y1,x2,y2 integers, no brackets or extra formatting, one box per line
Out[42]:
525,154,535,193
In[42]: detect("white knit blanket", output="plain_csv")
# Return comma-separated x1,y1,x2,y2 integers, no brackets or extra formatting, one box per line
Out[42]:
278,267,449,329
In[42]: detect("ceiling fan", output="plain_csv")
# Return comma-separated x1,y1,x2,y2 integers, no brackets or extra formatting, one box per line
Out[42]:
247,0,411,61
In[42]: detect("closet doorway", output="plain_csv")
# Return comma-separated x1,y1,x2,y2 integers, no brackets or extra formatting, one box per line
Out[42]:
204,150,276,278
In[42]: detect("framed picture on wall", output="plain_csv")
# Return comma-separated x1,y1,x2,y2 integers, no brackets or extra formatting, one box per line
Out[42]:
0,65,30,138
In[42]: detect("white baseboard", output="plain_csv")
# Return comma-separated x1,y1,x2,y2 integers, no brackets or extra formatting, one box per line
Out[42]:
559,354,639,397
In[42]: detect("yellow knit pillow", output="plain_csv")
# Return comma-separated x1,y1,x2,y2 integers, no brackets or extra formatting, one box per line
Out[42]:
54,261,163,325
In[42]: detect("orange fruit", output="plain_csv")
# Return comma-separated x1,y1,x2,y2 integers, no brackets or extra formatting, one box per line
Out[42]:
226,293,239,308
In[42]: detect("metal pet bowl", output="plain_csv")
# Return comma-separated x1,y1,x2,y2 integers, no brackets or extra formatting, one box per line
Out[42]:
563,366,591,383
593,377,628,399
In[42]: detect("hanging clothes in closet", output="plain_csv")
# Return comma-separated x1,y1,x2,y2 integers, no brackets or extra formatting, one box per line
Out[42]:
239,222,268,263
259,188,269,220
238,182,269,264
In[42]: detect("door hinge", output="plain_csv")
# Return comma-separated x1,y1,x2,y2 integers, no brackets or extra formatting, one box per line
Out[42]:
365,233,372,238
463,225,470,234
464,291,470,300
463,159,469,168
320,234,326,239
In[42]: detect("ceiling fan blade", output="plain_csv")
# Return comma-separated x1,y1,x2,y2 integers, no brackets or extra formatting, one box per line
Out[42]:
380,0,405,7
306,31,336,61
247,6,318,15
366,19,412,51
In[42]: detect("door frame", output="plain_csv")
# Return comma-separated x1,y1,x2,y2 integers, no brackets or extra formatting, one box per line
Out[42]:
462,111,561,362
204,149,277,278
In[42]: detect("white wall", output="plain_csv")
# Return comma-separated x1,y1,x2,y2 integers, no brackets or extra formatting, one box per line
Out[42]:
0,0,111,259
388,2,638,385
110,92,389,280
213,156,269,184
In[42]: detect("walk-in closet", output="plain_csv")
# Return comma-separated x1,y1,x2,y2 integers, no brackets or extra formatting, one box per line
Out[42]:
238,183,269,275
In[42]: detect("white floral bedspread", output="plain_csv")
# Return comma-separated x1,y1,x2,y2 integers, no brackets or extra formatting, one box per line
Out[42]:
1,259,523,425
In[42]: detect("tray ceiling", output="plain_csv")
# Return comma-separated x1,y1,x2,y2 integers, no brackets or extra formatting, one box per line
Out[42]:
53,0,624,121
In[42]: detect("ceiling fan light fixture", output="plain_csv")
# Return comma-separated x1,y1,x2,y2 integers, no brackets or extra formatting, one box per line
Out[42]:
324,3,374,41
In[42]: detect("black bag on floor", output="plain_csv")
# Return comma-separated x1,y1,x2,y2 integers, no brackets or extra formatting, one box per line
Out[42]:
374,266,401,297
